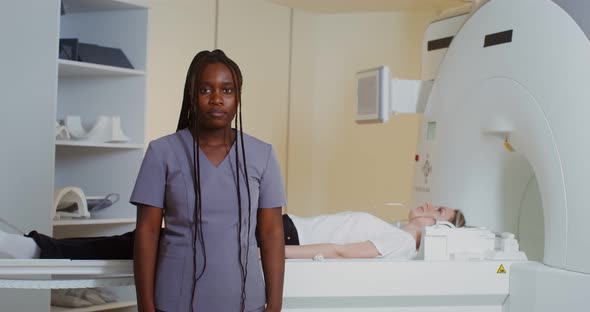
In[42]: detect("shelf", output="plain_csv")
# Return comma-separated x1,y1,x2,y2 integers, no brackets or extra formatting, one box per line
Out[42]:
62,0,147,13
51,301,136,312
53,216,136,226
0,259,132,276
56,140,144,149
58,60,145,78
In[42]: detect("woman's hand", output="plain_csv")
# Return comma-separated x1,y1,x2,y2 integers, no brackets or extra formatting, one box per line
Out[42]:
134,205,163,312
257,207,285,312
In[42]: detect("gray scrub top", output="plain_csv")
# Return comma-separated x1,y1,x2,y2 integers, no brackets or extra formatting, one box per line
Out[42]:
130,128,286,311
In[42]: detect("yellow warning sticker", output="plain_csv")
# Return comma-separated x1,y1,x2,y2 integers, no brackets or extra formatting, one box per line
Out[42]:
497,264,506,274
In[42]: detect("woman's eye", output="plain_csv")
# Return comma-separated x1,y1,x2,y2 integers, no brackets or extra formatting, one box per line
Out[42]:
223,88,233,94
199,88,211,94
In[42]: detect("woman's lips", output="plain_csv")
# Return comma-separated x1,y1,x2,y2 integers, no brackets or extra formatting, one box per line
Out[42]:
207,110,226,118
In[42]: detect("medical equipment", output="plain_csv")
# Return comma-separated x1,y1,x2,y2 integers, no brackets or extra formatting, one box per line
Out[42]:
412,0,590,310
356,66,433,121
283,0,589,310
355,66,390,122
418,224,527,261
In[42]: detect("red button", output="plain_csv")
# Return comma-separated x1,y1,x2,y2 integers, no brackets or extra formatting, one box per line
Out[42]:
415,154,419,162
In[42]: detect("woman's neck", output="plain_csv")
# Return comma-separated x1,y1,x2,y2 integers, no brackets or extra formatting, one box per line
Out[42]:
194,126,235,147
400,223,423,249
400,217,436,249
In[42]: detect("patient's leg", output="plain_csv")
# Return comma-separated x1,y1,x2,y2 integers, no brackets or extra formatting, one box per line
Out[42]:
26,231,135,260
0,230,40,259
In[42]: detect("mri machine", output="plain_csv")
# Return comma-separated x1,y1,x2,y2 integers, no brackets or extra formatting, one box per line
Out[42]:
283,0,590,311
1,0,588,311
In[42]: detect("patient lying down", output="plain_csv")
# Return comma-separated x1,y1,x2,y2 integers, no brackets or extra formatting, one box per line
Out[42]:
0,203,465,260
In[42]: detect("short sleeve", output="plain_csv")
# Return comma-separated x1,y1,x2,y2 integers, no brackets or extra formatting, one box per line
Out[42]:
370,230,416,259
130,142,166,209
258,146,287,208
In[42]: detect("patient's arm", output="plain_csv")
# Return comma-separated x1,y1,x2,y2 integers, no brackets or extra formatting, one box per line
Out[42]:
285,241,380,259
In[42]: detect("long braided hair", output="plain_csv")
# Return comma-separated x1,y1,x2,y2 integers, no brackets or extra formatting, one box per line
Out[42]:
176,50,252,312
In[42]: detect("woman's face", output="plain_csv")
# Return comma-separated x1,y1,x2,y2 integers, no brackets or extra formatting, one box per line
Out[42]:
409,202,456,223
195,62,237,130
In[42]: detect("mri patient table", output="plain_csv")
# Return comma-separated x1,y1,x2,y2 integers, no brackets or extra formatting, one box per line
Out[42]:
0,258,525,311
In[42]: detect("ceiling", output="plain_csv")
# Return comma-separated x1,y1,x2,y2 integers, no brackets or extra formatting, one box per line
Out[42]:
269,0,469,13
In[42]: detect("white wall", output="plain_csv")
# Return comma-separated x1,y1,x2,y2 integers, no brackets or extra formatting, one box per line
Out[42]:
287,10,435,221
0,0,59,309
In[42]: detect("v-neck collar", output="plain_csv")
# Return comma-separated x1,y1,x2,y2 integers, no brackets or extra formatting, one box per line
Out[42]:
181,128,238,169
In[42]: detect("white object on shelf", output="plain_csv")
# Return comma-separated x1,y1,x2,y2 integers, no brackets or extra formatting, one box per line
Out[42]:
54,187,90,220
50,300,137,312
66,116,130,143
53,216,136,226
58,60,145,78
56,121,71,140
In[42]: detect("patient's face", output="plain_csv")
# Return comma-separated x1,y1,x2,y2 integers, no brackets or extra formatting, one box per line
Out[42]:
410,203,456,223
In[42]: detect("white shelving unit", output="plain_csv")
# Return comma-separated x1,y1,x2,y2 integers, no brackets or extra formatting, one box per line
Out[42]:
53,0,149,310
1,0,148,310
55,0,148,230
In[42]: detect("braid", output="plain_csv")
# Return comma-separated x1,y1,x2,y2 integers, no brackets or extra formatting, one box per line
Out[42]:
228,59,252,312
177,50,249,312
222,57,251,312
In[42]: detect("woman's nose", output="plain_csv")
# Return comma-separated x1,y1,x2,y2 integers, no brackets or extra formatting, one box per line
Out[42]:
210,91,223,105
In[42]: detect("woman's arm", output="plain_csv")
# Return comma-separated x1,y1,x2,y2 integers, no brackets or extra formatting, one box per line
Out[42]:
285,241,380,259
256,208,285,312
134,205,163,312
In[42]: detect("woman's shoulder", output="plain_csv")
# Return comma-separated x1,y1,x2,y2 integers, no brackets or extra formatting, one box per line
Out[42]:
238,131,273,153
146,129,189,153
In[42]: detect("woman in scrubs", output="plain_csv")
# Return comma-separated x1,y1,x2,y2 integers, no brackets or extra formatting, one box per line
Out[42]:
131,50,286,312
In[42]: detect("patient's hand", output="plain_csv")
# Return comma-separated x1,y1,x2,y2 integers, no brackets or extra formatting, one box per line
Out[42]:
285,241,379,259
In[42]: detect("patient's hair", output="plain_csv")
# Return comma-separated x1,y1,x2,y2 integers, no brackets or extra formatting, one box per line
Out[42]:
451,210,466,227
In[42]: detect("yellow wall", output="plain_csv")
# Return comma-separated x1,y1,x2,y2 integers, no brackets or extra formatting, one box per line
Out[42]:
217,0,291,176
146,1,436,221
146,0,291,178
287,10,434,221
146,0,216,142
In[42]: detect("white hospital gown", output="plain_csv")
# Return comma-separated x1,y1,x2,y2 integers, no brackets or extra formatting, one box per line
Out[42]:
288,211,416,259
